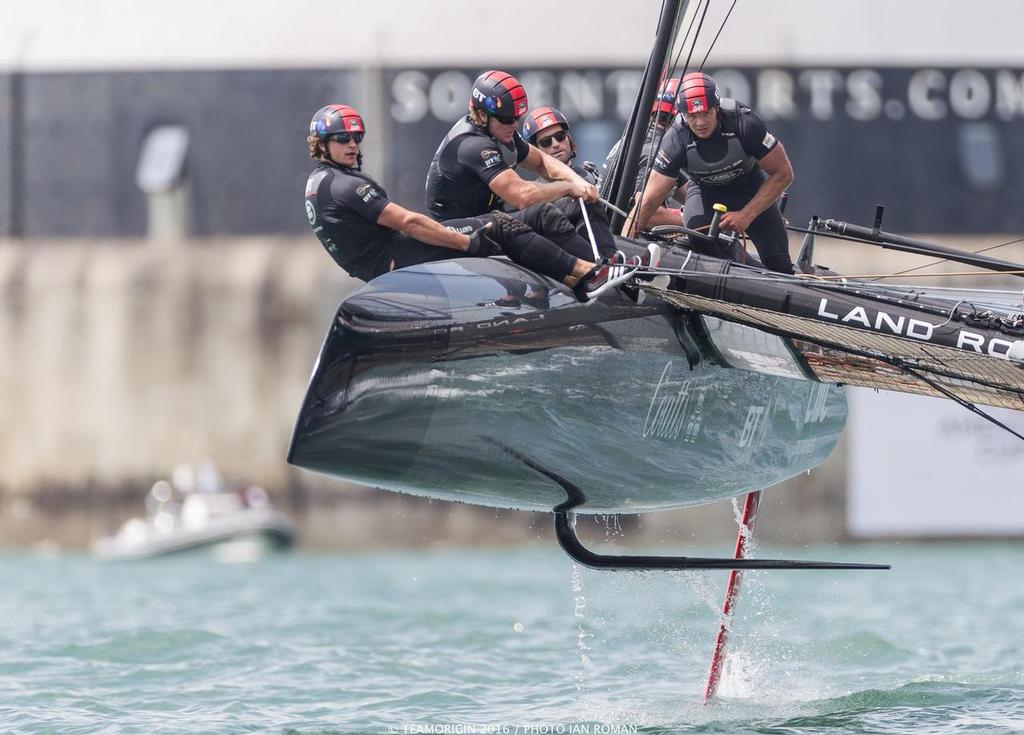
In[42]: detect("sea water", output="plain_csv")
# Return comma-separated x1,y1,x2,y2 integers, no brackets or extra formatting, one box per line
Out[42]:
2,540,1023,734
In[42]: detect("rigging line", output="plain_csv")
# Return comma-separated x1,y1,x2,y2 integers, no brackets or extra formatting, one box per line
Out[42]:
629,1,706,236
805,268,1024,281
931,300,965,330
642,265,1020,300
680,0,712,74
672,0,704,72
699,0,738,70
871,235,1024,281
871,284,1022,295
899,365,1024,442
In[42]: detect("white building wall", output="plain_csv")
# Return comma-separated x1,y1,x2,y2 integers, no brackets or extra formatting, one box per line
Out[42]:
3,0,1023,71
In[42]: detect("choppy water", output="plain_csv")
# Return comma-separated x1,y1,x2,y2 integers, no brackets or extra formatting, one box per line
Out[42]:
2,539,1024,734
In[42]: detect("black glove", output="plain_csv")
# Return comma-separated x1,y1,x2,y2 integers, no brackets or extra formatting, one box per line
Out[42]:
467,224,501,257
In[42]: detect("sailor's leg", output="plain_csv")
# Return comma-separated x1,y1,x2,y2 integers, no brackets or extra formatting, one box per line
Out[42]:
386,218,501,272
577,201,618,259
382,235,451,273
513,203,597,262
744,201,795,274
683,186,735,260
552,197,615,256
487,211,580,282
682,182,710,229
441,217,504,256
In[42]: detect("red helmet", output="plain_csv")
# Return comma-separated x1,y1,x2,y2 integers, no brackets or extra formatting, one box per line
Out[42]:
469,70,529,122
652,77,681,116
309,104,365,139
520,106,570,143
678,72,720,114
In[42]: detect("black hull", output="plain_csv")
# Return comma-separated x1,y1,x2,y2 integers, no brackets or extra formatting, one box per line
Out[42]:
288,243,846,513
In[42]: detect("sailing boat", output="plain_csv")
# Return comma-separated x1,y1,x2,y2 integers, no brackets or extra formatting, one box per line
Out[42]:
287,0,1024,697
287,0,1024,554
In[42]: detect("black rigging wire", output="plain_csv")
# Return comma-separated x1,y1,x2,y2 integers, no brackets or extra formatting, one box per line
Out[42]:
632,0,723,234
680,0,712,76
874,235,1024,281
673,0,704,72
899,365,1024,442
699,0,738,70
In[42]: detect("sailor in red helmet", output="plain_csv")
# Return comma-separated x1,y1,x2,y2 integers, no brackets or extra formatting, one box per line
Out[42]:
305,104,634,301
630,72,796,274
425,71,599,223
305,104,492,281
520,106,617,259
600,77,688,228
520,106,598,184
424,70,647,298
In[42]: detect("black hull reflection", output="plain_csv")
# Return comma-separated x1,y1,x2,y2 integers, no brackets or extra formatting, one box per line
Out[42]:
288,246,846,513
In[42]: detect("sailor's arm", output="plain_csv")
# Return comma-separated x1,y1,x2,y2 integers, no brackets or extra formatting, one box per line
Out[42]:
623,170,677,236
377,203,470,251
641,179,686,227
520,146,598,201
645,205,684,227
719,144,794,233
486,168,575,209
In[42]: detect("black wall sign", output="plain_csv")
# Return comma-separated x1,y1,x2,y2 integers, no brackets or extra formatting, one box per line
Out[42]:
385,66,1024,233
1,65,1021,237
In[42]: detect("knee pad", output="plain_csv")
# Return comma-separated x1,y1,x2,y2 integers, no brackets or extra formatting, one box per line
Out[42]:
487,210,534,244
537,202,575,236
522,202,575,237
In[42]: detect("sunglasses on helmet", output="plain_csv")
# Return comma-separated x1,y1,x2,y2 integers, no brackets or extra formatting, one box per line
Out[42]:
491,113,522,125
536,130,568,149
328,132,363,145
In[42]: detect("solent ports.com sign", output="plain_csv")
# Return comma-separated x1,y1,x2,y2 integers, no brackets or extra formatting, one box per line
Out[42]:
385,66,1024,233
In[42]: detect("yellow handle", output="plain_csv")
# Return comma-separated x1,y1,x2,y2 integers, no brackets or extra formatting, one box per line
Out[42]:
712,203,728,213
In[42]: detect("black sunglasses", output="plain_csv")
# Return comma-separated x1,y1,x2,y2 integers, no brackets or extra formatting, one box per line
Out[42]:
491,113,522,125
536,130,568,148
328,132,363,145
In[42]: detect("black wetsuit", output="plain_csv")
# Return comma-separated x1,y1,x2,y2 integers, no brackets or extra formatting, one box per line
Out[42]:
306,159,578,283
425,117,531,221
304,160,489,281
424,117,599,269
652,99,793,274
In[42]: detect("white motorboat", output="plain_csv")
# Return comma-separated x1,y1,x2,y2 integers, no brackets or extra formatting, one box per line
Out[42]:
95,468,295,562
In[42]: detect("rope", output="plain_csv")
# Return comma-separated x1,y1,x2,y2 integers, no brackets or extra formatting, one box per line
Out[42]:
630,1,706,234
804,269,1024,282
699,1,738,70
578,197,600,261
900,365,1024,442
875,235,1024,281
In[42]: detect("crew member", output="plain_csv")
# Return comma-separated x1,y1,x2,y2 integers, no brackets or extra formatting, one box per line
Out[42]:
305,104,633,300
630,72,796,274
426,70,599,221
424,70,628,269
520,106,617,259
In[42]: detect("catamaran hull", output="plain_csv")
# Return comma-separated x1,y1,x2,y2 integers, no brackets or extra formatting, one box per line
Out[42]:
288,252,846,513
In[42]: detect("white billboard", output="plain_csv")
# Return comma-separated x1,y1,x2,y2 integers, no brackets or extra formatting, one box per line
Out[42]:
847,387,1024,537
